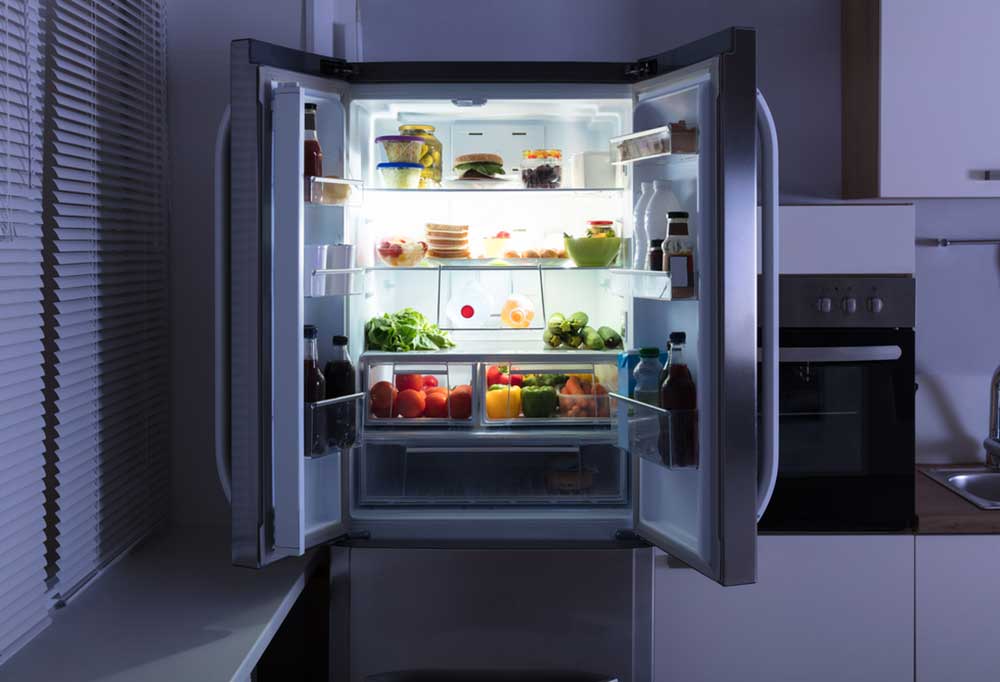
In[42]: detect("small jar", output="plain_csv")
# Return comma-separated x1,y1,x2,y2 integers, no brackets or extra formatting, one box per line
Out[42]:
398,124,442,188
664,211,694,298
541,149,562,188
648,239,664,271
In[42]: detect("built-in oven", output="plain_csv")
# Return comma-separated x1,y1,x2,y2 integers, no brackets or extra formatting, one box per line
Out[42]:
758,275,915,532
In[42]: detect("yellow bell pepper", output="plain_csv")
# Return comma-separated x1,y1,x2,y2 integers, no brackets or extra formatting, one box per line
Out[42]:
485,385,522,419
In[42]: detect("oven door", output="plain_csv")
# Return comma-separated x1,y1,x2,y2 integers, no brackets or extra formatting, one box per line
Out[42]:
758,328,914,531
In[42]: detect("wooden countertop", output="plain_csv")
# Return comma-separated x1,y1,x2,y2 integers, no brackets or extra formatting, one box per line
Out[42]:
917,465,1000,534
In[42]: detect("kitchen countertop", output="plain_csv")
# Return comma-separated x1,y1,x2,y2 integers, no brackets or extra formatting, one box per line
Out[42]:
0,525,319,682
916,464,1000,534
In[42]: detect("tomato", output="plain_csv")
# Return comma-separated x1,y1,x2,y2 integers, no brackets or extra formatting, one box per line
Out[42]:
422,375,439,389
508,373,523,387
395,374,423,392
424,392,449,418
370,381,397,418
495,230,511,238
396,389,426,418
486,366,507,386
426,386,449,397
449,386,472,419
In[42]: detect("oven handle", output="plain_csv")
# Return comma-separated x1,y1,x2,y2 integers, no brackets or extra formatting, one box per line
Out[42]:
777,346,902,363
757,90,779,522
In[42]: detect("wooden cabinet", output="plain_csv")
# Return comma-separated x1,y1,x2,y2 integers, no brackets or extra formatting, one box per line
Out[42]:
916,535,1000,682
843,0,1000,198
654,535,914,682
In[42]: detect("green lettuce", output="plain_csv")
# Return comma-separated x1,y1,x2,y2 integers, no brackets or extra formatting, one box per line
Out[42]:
365,308,456,352
455,162,505,176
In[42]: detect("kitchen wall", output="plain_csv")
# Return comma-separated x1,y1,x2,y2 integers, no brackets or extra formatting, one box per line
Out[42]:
164,0,1000,527
165,0,307,526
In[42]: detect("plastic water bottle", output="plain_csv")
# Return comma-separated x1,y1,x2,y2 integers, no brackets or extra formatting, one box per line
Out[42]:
633,347,664,406
632,181,653,270
500,294,536,329
644,180,679,243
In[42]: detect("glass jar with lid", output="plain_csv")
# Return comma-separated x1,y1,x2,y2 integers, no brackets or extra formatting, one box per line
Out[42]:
398,124,442,188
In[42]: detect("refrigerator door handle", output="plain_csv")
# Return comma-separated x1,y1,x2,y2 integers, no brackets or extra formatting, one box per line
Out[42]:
214,104,232,504
756,90,779,521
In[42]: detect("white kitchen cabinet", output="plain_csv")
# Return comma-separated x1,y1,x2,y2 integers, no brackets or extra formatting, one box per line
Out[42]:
654,535,915,682
916,535,1000,682
843,0,1000,198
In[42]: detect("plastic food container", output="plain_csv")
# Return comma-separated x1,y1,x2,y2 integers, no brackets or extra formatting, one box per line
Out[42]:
398,124,443,187
520,149,562,188
556,388,612,418
375,135,426,164
377,162,423,189
376,236,427,267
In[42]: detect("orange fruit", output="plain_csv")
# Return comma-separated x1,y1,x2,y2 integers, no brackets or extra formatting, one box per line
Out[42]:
370,381,397,418
396,389,426,418
424,392,449,418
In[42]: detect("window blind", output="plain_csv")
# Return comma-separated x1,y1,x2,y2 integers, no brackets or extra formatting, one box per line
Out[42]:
0,0,52,664
40,0,169,599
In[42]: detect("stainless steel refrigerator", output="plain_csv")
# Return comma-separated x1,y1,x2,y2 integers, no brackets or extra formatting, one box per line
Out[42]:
218,26,779,681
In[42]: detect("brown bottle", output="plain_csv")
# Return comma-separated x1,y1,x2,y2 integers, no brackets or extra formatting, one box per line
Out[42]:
304,325,326,456
304,103,323,201
660,331,698,467
323,335,356,449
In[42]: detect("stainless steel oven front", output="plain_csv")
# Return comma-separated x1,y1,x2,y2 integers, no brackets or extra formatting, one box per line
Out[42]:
758,276,915,532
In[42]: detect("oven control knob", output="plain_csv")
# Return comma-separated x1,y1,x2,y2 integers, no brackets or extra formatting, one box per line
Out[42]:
842,297,858,314
814,297,832,313
867,297,884,314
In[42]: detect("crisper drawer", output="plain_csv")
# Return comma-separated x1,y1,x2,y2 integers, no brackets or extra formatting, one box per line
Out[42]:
358,442,628,507
480,360,618,427
362,360,478,426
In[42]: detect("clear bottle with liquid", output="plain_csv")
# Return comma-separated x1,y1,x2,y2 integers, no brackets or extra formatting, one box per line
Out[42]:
643,180,678,242
631,181,653,269
633,347,663,406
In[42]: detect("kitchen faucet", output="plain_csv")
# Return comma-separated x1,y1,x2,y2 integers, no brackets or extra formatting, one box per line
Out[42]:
986,365,1000,469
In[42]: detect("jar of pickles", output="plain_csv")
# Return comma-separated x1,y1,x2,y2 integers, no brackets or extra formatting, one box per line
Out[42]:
398,124,442,188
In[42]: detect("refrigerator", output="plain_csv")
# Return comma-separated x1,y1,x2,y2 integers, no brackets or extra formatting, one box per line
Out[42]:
219,26,779,681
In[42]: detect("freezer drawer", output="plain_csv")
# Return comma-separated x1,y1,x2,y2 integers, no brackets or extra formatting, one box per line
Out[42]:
358,442,628,508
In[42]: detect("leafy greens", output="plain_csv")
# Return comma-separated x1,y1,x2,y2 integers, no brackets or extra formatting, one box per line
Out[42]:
365,308,456,352
454,162,505,176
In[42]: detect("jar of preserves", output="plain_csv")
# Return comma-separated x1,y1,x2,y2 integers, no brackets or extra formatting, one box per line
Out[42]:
398,124,442,188
521,149,562,188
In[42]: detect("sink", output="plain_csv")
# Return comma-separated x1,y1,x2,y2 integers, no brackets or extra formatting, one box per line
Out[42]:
923,468,1000,510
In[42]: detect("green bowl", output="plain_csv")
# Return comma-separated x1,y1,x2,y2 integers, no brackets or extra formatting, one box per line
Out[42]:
564,236,622,267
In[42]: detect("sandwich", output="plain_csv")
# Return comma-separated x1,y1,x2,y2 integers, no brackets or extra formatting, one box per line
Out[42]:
425,223,470,259
454,153,504,180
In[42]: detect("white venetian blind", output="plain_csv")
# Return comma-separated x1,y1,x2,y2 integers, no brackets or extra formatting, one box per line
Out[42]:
41,0,169,598
0,0,52,664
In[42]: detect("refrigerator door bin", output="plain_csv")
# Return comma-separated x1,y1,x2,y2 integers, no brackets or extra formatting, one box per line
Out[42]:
305,392,364,458
612,392,698,470
306,175,363,205
358,442,627,507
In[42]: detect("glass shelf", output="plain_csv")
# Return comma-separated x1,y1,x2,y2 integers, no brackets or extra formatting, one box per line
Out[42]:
364,186,625,194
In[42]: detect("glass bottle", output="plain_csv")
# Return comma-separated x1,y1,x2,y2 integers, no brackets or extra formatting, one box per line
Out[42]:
660,331,698,468
633,347,663,406
664,211,695,298
648,238,664,272
643,180,678,242
324,335,357,449
304,325,326,456
631,181,653,269
304,103,323,180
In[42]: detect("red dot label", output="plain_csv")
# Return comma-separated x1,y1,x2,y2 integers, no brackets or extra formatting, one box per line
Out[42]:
461,305,475,318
